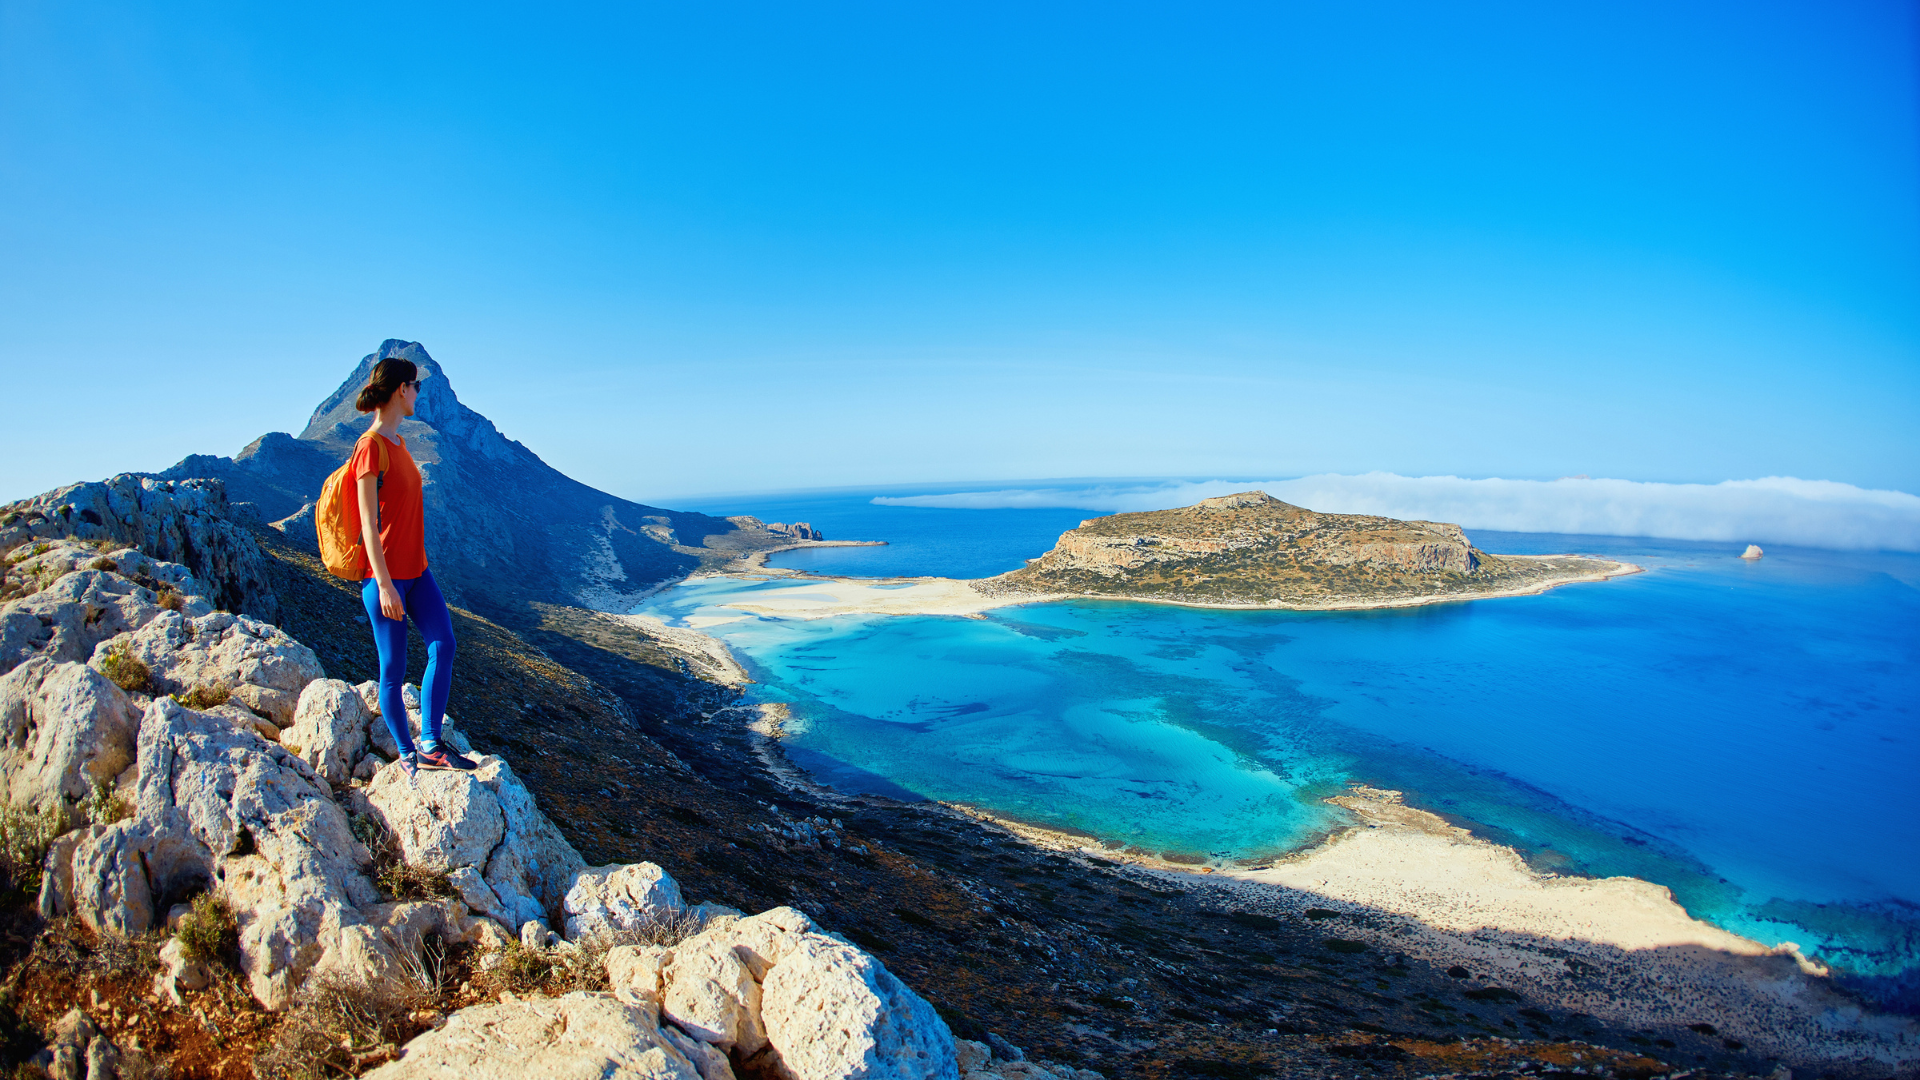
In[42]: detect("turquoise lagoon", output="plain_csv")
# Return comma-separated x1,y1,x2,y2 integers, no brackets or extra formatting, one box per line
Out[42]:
652,493,1920,1001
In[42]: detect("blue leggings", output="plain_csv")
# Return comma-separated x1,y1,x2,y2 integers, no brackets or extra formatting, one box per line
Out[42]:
362,569,455,756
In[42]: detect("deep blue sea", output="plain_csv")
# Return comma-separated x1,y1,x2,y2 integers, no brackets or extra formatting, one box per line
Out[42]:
661,488,1920,1001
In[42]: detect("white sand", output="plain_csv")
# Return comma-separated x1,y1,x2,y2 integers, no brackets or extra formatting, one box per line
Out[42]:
692,556,1641,620
699,575,1065,619
955,791,1918,1069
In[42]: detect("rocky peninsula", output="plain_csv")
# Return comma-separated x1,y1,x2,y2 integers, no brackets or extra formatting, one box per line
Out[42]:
986,491,1639,609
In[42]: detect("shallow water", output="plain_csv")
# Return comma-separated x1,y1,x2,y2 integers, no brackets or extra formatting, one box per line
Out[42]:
652,493,1920,991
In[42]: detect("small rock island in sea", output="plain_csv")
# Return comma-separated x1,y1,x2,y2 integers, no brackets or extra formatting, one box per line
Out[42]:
989,491,1636,608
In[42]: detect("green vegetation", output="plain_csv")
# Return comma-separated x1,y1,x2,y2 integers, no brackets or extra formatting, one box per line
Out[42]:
175,891,239,966
82,778,130,826
0,804,65,900
98,644,152,694
173,683,230,710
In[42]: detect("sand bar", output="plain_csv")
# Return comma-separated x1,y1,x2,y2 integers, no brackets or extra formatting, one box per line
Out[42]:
690,555,1640,620
951,790,1919,1071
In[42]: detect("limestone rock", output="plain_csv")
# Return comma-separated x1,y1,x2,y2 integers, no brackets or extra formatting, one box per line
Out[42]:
659,1022,738,1080
564,862,686,941
0,474,277,619
100,609,323,726
661,924,766,1054
270,501,321,552
606,943,672,1007
1742,544,1765,559
477,756,586,930
0,659,140,823
447,865,507,920
367,763,506,871
760,931,957,1080
153,935,212,1005
361,991,703,1080
0,544,211,675
363,752,581,930
43,698,382,1009
280,679,372,785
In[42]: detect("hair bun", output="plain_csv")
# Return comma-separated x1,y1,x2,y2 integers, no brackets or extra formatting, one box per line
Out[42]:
355,358,419,413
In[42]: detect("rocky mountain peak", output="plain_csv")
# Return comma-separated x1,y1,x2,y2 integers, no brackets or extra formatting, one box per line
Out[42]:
297,340,522,468
151,339,787,626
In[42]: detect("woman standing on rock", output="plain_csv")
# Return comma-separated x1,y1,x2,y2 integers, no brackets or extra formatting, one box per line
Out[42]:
354,358,475,780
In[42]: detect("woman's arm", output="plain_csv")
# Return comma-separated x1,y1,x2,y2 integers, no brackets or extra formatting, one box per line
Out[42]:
357,473,405,620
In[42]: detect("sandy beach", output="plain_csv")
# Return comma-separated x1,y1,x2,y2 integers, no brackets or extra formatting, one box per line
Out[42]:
949,791,1920,1072
672,554,1640,622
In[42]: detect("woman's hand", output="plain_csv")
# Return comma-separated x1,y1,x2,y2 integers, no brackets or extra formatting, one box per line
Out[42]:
378,582,405,621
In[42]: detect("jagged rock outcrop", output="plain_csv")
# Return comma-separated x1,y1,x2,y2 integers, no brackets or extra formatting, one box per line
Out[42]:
362,992,708,1080
995,490,1627,608
90,609,324,727
150,339,787,622
0,476,277,619
6,539,969,1080
766,522,825,541
604,906,956,1080
0,658,140,825
280,679,372,784
0,540,215,676
564,861,687,941
365,751,584,931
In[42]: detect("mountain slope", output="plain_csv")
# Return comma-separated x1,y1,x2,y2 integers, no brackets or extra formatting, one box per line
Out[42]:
157,339,785,624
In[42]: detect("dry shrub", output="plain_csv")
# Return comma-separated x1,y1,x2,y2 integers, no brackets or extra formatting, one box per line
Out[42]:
173,683,229,710
254,971,419,1080
480,939,555,996
98,645,151,695
155,586,185,612
91,928,162,982
88,557,118,573
376,862,455,902
82,778,130,826
352,811,454,902
0,804,65,900
175,892,238,967
478,910,710,998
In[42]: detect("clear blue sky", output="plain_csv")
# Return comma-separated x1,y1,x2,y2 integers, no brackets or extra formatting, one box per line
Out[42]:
2,1,1916,504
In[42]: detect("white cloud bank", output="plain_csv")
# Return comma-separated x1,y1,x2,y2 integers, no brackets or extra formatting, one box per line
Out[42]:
873,474,1920,552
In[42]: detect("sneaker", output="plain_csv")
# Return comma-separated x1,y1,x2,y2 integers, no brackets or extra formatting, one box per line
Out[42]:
418,746,477,771
398,751,419,783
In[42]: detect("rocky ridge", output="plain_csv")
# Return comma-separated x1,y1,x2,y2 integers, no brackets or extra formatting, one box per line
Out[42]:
993,491,1631,607
0,536,1094,1080
148,340,793,626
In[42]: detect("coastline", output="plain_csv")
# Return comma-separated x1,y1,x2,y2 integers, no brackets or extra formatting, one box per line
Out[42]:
735,538,888,573
616,560,1919,1071
669,555,1642,621
943,793,1919,1070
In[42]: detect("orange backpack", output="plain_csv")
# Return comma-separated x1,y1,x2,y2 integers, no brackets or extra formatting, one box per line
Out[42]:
315,436,389,580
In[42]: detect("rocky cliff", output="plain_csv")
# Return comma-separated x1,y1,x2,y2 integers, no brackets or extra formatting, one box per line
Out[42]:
151,340,790,624
994,491,1628,607
2,539,1087,1080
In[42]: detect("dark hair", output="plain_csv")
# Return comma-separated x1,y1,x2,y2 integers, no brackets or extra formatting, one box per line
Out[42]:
355,358,418,413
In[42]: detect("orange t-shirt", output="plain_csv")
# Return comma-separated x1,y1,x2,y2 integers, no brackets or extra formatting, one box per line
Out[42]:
350,433,429,580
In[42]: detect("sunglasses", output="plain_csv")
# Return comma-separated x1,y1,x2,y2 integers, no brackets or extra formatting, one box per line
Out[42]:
406,379,424,391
